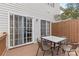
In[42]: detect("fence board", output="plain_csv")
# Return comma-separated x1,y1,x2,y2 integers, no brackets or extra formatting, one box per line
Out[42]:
52,19,79,43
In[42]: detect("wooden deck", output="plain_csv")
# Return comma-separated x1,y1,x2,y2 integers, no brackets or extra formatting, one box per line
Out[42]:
5,43,79,56
0,32,7,56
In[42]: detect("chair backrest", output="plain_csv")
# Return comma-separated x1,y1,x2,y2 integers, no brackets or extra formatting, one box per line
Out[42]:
63,38,71,45
37,38,49,51
71,42,79,49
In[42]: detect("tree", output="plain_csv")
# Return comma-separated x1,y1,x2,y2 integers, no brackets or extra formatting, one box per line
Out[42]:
56,3,79,20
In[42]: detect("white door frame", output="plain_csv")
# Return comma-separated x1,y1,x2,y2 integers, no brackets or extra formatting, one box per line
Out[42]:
8,11,34,49
40,19,51,36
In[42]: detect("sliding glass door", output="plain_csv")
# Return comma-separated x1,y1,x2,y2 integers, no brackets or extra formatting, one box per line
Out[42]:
41,20,50,37
10,13,32,47
41,20,46,37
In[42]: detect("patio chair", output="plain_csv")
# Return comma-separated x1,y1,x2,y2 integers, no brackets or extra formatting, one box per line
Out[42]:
61,40,78,56
47,41,61,55
36,38,53,56
51,36,66,55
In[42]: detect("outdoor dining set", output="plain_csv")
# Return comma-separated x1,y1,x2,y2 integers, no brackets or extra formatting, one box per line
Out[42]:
36,36,79,56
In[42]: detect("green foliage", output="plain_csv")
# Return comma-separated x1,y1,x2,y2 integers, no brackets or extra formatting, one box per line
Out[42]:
56,3,79,20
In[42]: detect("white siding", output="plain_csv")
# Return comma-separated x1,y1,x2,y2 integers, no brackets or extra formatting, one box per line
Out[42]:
0,3,60,32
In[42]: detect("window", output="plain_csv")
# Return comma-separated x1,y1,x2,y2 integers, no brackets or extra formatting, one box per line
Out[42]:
41,20,46,37
41,20,50,37
47,3,55,8
47,21,50,36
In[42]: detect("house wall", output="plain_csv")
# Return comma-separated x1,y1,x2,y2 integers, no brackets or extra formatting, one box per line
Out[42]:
52,19,79,43
0,3,60,48
0,3,60,32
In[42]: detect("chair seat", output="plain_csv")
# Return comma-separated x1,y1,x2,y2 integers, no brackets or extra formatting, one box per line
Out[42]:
42,45,51,51
62,45,72,51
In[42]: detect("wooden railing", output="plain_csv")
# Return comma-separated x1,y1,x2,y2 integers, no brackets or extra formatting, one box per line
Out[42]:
52,19,79,43
0,32,7,55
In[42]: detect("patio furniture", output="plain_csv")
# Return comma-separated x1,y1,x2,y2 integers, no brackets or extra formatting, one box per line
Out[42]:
42,36,66,55
61,40,79,56
36,38,53,56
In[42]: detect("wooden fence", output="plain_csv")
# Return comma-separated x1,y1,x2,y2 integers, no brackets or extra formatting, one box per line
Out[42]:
52,19,79,43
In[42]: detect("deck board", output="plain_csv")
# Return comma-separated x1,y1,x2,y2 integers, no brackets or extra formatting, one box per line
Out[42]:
5,43,79,56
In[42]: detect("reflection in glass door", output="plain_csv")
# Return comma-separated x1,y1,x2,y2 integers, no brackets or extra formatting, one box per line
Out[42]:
27,17,32,42
24,17,26,43
10,14,13,46
18,16,23,44
10,13,32,47
15,15,19,45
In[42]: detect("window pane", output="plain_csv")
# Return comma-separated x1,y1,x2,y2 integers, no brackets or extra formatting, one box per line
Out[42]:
18,16,22,44
41,20,50,36
41,20,46,37
47,21,50,36
24,17,26,43
10,14,13,46
15,15,19,45
26,17,32,42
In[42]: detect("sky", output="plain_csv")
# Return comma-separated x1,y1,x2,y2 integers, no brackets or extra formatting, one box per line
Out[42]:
60,3,67,14
60,3,67,8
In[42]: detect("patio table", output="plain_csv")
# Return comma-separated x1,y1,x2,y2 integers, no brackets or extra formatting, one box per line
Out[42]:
42,36,66,55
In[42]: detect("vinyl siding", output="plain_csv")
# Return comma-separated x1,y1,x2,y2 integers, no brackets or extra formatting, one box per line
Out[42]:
0,3,60,32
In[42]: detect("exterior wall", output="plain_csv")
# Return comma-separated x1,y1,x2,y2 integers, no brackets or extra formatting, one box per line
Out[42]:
0,3,60,32
52,19,79,43
0,3,60,47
